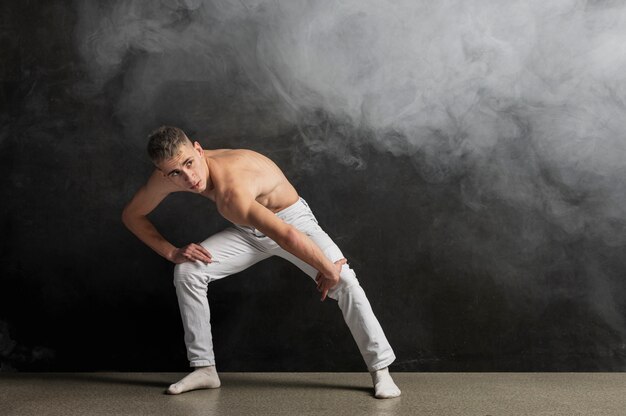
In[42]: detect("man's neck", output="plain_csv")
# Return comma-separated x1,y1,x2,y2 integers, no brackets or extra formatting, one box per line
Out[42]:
202,154,215,194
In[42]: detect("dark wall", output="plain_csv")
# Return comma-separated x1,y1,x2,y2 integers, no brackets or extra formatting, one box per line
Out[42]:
2,0,626,372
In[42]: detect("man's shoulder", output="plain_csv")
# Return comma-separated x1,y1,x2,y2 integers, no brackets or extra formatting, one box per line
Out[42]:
204,148,233,157
206,148,264,158
209,149,272,179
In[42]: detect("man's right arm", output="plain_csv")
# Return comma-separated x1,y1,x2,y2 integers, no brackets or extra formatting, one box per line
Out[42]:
121,171,213,264
121,170,179,261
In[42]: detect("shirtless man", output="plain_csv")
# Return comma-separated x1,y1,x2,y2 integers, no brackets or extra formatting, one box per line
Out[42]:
121,126,401,399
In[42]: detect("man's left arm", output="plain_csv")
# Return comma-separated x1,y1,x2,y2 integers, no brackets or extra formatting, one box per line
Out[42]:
218,192,342,300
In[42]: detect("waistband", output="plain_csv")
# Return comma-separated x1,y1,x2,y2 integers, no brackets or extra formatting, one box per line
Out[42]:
275,197,310,220
234,197,310,236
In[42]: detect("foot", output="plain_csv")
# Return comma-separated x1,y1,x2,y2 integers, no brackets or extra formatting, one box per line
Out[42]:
166,366,221,395
370,367,401,399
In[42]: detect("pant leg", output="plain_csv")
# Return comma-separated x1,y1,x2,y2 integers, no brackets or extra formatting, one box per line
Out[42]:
272,199,396,371
173,226,271,367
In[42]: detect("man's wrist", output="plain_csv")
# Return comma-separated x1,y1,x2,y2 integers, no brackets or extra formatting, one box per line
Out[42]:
164,246,178,262
323,261,337,279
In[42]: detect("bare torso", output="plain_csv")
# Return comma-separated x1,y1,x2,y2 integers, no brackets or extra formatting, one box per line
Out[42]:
123,145,342,293
199,149,299,214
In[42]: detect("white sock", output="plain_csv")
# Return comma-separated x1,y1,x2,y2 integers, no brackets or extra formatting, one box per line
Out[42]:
166,366,221,395
370,367,401,399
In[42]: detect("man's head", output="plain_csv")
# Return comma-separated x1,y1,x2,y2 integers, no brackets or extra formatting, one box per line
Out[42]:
147,126,192,165
147,126,209,193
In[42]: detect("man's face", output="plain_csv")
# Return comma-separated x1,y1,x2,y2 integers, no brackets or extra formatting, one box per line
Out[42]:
157,141,207,192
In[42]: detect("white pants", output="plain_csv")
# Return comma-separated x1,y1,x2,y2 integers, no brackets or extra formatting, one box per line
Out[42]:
173,198,396,372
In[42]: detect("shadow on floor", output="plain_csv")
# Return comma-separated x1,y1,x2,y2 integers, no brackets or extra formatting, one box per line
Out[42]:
4,372,373,395
222,373,372,394
2,373,170,388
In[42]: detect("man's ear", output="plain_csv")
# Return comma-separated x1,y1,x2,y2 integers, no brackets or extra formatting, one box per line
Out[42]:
152,162,165,175
193,141,203,154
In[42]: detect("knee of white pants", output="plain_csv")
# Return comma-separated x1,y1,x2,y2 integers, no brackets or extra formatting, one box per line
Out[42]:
173,261,208,285
328,264,359,299
317,243,360,298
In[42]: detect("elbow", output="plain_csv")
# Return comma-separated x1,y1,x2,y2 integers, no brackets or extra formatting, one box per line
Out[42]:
279,226,301,250
121,205,134,229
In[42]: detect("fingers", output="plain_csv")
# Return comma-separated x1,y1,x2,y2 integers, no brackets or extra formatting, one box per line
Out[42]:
316,276,334,302
195,244,213,260
315,275,328,301
315,273,325,300
193,243,213,263
315,258,348,301
181,243,213,264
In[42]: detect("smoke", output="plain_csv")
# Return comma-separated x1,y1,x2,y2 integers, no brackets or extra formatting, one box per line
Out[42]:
75,0,626,337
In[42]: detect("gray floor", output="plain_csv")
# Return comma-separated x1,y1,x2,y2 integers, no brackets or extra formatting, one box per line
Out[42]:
1,372,626,415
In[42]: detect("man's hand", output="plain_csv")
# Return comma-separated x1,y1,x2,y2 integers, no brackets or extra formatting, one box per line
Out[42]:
170,243,213,264
315,258,347,301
